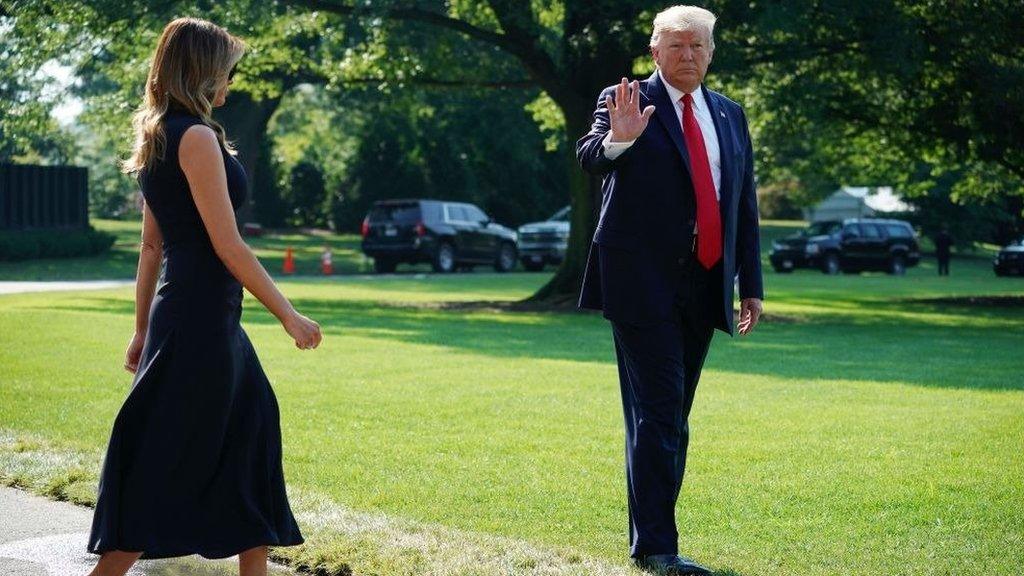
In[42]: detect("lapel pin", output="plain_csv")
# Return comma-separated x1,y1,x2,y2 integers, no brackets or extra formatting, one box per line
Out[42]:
719,111,726,118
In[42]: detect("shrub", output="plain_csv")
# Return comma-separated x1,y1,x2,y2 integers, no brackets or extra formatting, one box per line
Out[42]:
0,226,116,261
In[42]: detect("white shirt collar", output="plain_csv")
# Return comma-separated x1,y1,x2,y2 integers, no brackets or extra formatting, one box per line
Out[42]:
657,68,708,115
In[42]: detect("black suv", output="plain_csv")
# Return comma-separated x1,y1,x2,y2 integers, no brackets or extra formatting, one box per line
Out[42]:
361,199,518,274
517,206,570,271
769,218,921,275
994,238,1024,276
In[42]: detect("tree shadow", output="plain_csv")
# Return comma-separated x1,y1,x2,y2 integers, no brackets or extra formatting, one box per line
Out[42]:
30,293,1024,392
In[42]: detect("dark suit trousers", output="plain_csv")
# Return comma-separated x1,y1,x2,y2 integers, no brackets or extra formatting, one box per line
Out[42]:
611,257,719,558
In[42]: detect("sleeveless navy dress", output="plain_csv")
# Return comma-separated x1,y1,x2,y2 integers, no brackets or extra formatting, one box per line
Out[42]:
88,109,303,559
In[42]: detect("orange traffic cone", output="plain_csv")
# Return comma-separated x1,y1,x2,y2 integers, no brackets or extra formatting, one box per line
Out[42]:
320,246,334,275
283,247,296,274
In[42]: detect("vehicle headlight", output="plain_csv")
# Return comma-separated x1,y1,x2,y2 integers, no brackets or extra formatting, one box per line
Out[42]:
805,244,820,255
771,241,784,251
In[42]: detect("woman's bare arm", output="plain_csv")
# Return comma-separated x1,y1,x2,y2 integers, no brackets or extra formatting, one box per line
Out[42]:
178,124,321,349
134,203,163,333
123,203,164,373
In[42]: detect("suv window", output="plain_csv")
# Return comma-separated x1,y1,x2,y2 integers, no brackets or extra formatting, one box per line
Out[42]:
842,224,861,238
885,224,912,238
370,203,420,223
803,221,841,236
860,224,882,239
445,204,467,222
420,202,443,222
465,205,489,223
548,206,571,222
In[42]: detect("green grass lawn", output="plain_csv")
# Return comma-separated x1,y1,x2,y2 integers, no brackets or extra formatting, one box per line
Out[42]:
0,218,377,280
1,228,1023,574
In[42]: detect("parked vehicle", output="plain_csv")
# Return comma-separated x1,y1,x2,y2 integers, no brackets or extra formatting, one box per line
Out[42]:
768,221,841,273
993,238,1024,276
361,199,518,274
769,218,921,275
517,206,570,272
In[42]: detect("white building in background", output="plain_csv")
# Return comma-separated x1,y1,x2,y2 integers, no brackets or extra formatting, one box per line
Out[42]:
803,187,913,222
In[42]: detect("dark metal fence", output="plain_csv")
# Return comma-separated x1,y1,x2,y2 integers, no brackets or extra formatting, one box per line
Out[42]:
0,163,89,230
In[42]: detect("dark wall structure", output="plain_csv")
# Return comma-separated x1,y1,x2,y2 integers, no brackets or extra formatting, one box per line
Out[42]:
0,163,89,230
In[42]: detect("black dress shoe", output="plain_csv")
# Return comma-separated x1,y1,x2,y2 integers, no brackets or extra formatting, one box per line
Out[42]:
635,554,712,575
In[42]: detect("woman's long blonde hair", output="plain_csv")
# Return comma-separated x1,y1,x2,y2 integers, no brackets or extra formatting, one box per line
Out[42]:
122,17,245,174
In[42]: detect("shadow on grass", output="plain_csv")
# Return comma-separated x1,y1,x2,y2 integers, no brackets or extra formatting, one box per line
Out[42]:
29,292,1024,392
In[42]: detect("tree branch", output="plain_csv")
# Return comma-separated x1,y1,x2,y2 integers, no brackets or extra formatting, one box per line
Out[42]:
286,0,561,95
995,156,1024,182
269,68,537,91
730,38,869,68
338,77,538,89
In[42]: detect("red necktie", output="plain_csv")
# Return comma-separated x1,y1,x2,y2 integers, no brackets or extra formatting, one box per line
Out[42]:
681,93,722,269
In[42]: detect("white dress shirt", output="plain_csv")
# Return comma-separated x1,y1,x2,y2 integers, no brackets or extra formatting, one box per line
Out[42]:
602,69,722,207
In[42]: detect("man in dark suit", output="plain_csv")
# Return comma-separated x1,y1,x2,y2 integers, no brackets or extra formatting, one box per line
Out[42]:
576,6,764,575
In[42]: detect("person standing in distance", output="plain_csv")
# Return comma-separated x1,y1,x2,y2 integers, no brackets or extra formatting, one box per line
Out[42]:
577,5,764,575
87,17,321,576
934,226,953,276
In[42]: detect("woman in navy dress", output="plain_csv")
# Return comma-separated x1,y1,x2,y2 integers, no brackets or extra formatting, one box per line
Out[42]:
87,18,322,576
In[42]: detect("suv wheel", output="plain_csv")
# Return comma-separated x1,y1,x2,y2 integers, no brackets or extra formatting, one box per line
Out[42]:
821,253,841,275
373,258,397,274
432,241,456,273
494,243,517,273
889,254,907,276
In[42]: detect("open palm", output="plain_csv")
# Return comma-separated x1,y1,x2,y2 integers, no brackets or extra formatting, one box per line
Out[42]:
607,77,656,142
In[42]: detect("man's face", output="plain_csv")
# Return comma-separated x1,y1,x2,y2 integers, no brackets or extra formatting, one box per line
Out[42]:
651,29,713,93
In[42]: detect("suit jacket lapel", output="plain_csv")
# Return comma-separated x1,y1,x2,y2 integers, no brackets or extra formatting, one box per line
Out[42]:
647,71,691,175
702,85,734,212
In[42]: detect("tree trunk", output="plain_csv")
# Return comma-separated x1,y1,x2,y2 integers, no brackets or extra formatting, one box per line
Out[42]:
530,99,597,303
214,92,281,225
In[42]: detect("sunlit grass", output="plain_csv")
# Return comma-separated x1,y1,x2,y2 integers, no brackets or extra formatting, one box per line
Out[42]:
1,230,1022,574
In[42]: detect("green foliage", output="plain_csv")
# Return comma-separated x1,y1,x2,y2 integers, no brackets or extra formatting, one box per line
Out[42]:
756,181,803,220
286,160,328,227
335,86,567,232
268,84,358,230
0,9,77,163
251,132,289,227
712,0,1024,221
6,0,1023,291
900,181,1024,249
0,226,115,261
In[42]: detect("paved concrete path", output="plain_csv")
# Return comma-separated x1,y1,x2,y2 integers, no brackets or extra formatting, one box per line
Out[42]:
0,281,134,295
0,487,295,575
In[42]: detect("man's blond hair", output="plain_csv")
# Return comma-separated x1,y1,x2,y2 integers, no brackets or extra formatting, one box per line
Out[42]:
649,5,717,50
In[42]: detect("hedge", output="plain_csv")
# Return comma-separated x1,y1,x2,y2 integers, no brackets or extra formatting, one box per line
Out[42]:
0,227,116,261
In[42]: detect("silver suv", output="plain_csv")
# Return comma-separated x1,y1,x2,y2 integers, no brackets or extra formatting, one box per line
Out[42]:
517,206,570,272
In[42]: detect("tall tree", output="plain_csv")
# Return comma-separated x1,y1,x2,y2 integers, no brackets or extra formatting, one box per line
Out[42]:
288,0,1024,299
0,2,77,163
7,0,1022,282
290,1,653,300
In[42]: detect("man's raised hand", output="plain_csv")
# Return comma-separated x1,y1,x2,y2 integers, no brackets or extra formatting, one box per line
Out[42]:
607,78,656,143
